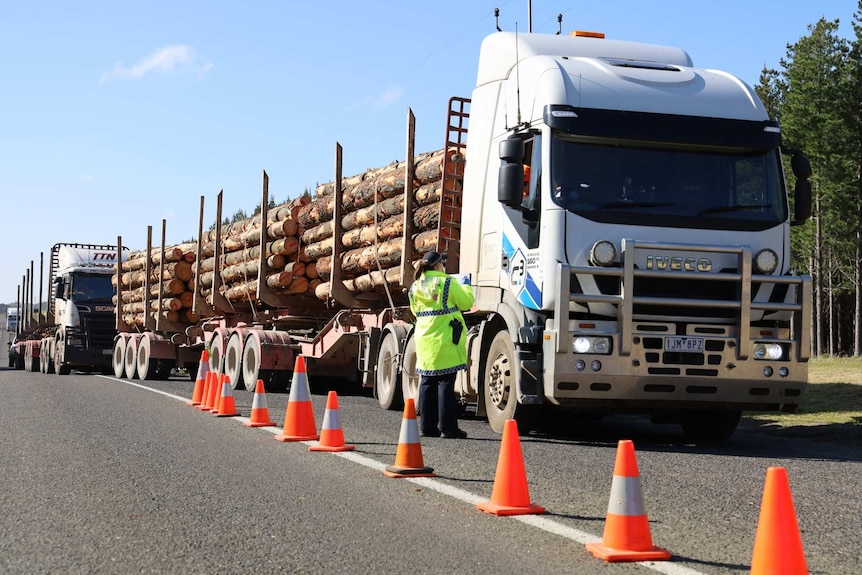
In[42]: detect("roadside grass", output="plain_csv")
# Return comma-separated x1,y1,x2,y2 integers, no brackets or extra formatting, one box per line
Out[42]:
746,356,862,443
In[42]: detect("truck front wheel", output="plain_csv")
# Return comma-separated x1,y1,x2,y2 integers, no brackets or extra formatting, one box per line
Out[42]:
483,330,536,435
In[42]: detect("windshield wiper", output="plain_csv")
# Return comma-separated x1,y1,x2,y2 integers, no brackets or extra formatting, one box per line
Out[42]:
697,204,772,216
595,200,676,210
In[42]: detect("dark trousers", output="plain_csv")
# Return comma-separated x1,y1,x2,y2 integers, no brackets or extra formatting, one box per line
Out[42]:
418,372,458,435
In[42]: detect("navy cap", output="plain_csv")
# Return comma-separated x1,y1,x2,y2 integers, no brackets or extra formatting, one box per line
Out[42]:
422,251,447,267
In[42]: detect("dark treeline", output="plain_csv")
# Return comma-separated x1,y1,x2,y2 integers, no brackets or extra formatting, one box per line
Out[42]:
755,1,862,356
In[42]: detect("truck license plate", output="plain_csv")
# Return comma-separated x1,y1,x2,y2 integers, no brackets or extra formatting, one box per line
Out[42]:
102,349,113,355
664,336,704,353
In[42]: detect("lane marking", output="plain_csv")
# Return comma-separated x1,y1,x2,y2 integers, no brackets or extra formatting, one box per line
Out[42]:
100,375,708,575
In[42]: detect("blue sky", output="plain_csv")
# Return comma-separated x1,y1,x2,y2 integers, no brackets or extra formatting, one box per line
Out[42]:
0,0,856,305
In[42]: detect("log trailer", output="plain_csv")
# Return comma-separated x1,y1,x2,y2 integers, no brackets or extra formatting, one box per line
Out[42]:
113,30,812,440
12,243,124,374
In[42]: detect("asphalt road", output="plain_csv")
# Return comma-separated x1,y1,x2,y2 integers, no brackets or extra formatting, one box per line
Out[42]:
1,367,859,575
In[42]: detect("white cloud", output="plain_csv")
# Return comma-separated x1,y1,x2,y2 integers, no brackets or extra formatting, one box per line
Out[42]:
100,45,213,83
348,85,405,111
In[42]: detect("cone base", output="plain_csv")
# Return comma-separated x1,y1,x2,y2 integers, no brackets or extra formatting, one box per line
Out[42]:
309,443,356,452
215,411,238,417
186,400,201,406
383,465,435,478
477,501,545,516
275,433,320,442
244,420,278,427
585,542,671,563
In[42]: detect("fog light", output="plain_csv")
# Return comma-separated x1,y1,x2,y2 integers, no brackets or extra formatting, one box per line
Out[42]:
589,240,617,266
763,366,773,377
779,367,789,378
754,249,779,274
591,360,602,371
575,360,586,371
573,337,591,353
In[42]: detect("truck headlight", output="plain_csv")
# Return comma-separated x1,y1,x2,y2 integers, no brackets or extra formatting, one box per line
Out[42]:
572,336,611,354
753,343,784,360
754,249,778,274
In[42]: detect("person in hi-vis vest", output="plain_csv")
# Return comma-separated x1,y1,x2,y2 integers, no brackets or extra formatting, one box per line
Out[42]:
408,251,474,438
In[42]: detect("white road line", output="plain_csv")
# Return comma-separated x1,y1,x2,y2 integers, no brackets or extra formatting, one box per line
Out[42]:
100,375,708,575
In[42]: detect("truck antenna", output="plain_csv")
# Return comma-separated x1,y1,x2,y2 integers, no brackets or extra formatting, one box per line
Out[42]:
515,23,522,127
556,13,562,35
494,7,502,32
527,0,532,33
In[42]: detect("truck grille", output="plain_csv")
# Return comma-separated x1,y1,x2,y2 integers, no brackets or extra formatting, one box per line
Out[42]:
557,238,811,360
80,313,116,350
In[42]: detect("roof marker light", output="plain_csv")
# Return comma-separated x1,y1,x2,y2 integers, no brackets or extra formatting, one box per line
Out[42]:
572,30,605,39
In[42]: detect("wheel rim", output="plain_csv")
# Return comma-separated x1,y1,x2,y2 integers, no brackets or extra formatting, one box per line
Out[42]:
242,336,260,391
487,350,512,411
224,333,244,390
375,334,401,410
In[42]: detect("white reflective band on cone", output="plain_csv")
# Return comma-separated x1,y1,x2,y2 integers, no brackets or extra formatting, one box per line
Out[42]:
606,476,647,516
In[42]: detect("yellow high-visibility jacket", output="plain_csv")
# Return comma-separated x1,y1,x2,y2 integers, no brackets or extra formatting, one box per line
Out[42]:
408,271,474,375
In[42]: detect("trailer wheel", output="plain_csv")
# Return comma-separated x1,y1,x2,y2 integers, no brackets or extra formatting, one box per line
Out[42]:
224,332,244,391
124,337,138,379
375,332,403,411
112,336,127,378
483,330,536,435
400,335,420,412
680,410,742,442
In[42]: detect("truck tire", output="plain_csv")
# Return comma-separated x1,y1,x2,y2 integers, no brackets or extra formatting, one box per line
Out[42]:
375,332,403,411
400,335,420,412
482,330,536,435
124,337,138,379
54,344,71,375
112,336,127,378
224,332,244,391
680,410,742,442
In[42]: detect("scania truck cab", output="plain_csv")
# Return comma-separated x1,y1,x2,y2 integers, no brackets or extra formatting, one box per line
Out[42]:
44,243,122,374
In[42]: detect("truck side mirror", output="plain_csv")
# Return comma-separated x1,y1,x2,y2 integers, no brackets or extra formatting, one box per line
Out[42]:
792,179,812,225
54,279,65,299
789,152,812,226
498,137,526,207
791,153,812,179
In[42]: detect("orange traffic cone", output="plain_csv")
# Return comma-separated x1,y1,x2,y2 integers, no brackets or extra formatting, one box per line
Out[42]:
586,440,671,562
214,375,238,417
187,349,209,406
203,372,224,412
750,467,808,574
196,371,217,411
383,398,435,478
275,356,319,442
244,379,278,427
477,419,545,515
309,391,355,452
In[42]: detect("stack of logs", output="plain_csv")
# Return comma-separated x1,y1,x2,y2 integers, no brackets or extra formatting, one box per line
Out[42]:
113,147,455,328
299,148,450,300
113,243,199,327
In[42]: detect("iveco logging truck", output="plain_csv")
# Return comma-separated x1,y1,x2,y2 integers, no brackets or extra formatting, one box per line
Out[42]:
114,30,812,441
13,243,122,374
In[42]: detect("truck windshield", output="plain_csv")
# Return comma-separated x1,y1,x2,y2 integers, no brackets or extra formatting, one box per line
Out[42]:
549,134,787,231
71,274,114,303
